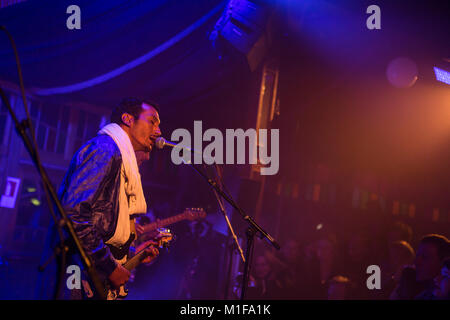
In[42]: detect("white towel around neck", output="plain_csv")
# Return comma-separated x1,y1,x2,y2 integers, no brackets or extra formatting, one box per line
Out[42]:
98,123,147,247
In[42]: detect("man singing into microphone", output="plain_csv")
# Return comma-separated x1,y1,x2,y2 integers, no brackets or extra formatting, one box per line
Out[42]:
57,97,162,299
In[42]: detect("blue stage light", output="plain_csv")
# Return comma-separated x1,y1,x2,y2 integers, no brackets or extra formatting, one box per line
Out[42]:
434,67,450,85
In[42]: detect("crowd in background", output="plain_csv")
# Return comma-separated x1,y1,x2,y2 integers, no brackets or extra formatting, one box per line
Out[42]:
232,221,450,300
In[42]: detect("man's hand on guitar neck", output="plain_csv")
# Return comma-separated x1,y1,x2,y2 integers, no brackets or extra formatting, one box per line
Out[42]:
136,240,160,265
109,264,131,288
108,240,159,289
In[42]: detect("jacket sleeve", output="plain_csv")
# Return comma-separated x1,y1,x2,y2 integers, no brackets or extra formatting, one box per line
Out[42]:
59,136,121,279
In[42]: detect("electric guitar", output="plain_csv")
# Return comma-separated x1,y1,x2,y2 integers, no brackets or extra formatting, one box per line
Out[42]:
107,208,206,260
105,228,173,300
141,207,206,233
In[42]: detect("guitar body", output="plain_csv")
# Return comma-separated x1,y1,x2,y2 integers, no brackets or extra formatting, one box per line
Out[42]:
107,284,129,300
84,208,204,299
101,209,205,299
103,254,129,300
81,273,129,300
104,228,173,300
107,232,136,261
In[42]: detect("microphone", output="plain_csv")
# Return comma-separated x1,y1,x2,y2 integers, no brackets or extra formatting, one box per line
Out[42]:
155,137,178,149
155,137,204,159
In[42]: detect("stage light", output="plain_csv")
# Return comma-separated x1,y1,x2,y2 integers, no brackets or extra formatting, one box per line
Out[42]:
27,187,36,193
30,198,40,206
434,67,450,85
316,223,323,230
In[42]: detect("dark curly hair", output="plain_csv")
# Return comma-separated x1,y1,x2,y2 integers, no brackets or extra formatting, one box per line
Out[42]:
110,97,160,125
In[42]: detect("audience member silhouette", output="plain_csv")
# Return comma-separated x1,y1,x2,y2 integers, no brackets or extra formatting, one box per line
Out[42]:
245,255,281,299
301,232,343,299
380,240,415,298
390,234,450,299
327,275,354,300
265,239,304,299
343,230,375,298
387,221,413,244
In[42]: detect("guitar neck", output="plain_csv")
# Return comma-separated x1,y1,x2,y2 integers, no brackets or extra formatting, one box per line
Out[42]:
122,234,171,271
123,248,148,271
143,213,187,232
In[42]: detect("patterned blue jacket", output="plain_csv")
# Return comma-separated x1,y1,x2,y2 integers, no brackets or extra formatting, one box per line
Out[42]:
58,134,122,279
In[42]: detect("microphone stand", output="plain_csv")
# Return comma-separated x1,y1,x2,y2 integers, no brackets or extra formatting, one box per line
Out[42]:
210,164,245,264
179,157,280,300
209,164,245,299
0,26,105,299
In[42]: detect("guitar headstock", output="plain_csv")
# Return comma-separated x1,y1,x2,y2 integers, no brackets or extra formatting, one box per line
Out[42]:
183,207,207,221
154,228,174,248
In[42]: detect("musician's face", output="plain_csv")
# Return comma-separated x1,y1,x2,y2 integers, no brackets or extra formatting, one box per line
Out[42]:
124,103,161,153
